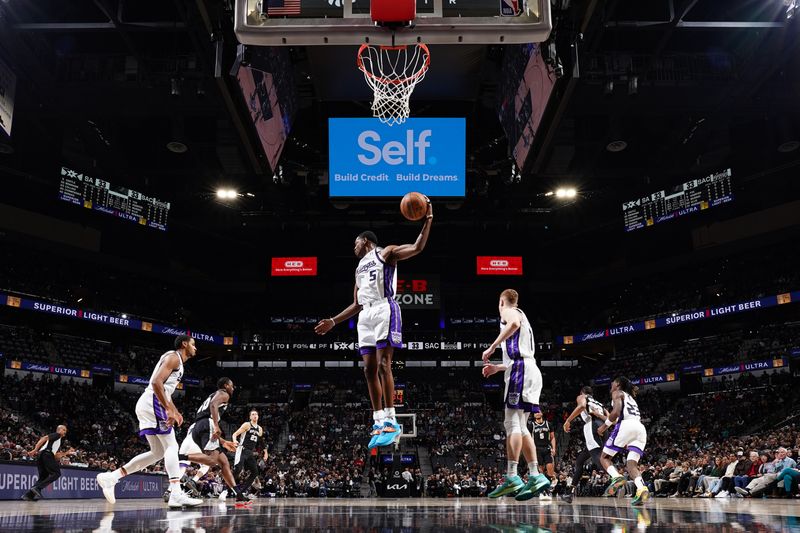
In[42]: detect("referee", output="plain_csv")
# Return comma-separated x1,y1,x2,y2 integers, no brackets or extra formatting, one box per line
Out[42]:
231,409,269,497
22,424,75,501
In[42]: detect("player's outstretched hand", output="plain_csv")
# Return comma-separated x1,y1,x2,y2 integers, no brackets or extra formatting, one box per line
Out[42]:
314,318,335,335
425,196,433,218
481,344,496,362
482,363,501,378
222,440,237,453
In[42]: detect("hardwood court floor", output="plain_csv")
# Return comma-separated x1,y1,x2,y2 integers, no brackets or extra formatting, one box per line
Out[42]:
2,496,799,531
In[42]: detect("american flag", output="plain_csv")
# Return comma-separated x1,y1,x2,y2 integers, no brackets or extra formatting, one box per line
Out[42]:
267,0,301,16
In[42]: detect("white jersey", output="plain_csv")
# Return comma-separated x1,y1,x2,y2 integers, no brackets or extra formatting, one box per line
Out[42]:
355,248,396,305
500,308,535,365
144,350,184,398
580,395,605,450
619,391,641,423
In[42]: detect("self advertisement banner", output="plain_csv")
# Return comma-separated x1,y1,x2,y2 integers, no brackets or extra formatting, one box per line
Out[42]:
0,463,164,500
329,118,466,197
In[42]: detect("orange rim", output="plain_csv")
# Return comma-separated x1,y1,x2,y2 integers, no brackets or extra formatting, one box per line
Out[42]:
357,43,430,86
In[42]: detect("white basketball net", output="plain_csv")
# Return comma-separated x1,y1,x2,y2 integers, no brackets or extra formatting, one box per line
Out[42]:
357,43,430,126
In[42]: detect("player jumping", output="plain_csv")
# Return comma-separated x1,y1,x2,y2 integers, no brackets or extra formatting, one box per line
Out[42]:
482,289,550,500
97,336,202,507
315,200,433,449
597,377,649,506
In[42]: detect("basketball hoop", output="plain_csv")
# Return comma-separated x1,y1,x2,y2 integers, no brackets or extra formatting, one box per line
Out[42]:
357,43,430,126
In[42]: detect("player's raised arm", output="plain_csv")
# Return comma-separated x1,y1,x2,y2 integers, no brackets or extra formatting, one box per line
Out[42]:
382,201,433,264
231,422,251,443
563,395,587,432
315,283,362,335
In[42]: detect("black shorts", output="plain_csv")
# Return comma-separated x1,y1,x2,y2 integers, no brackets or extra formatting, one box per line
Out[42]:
536,447,553,465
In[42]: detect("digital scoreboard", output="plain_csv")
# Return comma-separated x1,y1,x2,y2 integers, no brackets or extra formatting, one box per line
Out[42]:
623,168,733,232
58,166,170,231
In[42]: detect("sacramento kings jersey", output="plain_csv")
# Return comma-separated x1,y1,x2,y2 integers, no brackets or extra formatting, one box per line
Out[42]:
145,351,184,398
500,308,535,365
533,420,551,449
355,248,396,305
240,423,264,451
619,391,641,422
195,390,229,422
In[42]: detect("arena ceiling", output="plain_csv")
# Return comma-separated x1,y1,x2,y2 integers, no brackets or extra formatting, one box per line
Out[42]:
0,0,798,263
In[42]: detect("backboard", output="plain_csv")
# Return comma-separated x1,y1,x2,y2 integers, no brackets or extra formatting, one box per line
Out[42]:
234,0,552,46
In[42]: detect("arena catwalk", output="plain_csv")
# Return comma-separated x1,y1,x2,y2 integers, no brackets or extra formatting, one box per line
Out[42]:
2,497,800,532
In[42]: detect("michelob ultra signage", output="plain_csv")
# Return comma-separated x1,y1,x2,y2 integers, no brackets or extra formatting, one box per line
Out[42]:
328,118,466,197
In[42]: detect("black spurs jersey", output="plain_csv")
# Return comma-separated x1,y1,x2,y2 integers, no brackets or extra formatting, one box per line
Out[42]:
195,390,229,422
533,420,552,449
240,423,266,452
42,433,63,454
580,395,606,449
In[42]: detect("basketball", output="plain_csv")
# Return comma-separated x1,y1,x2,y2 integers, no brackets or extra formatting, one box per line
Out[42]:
400,192,428,221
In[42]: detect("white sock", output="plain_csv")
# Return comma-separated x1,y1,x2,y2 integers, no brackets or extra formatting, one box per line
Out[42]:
110,469,124,481
373,409,385,425
634,476,645,490
530,462,540,476
193,465,210,482
507,460,518,477
385,407,396,422
169,480,182,495
607,466,621,478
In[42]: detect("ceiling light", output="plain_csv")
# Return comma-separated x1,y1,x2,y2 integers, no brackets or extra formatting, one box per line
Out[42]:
216,189,238,200
786,0,798,19
606,140,628,152
555,188,577,199
166,141,188,153
777,140,799,153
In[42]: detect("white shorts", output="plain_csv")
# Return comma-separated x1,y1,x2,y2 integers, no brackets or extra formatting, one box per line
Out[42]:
503,357,542,412
179,418,220,459
357,299,402,353
135,391,172,437
603,419,647,457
